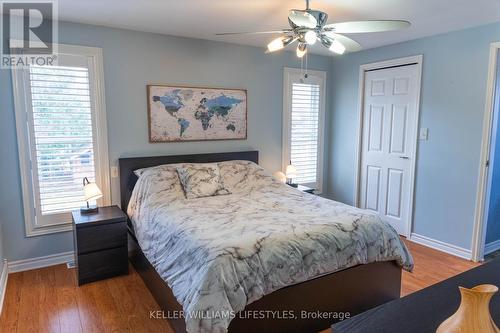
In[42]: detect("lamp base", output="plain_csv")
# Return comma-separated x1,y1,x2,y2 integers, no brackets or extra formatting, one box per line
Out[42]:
80,205,99,215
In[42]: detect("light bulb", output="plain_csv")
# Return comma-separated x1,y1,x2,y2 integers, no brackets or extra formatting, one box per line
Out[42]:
329,40,346,54
304,30,317,45
267,37,285,52
296,43,307,58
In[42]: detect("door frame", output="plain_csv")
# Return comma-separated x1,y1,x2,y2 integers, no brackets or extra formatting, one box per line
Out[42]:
354,55,423,238
471,42,500,262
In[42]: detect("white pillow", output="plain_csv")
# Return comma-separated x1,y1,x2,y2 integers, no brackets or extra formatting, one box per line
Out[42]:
176,163,230,199
218,160,275,192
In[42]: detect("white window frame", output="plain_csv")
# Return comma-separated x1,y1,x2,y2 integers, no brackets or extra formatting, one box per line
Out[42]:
282,67,326,193
12,43,111,237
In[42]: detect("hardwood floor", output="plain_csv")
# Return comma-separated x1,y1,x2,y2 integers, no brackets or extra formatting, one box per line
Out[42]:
400,240,480,296
0,239,480,333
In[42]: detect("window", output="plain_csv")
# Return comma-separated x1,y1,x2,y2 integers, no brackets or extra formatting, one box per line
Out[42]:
13,44,110,236
283,68,326,192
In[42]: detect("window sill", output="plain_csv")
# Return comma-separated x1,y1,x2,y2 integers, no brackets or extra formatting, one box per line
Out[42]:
26,222,74,237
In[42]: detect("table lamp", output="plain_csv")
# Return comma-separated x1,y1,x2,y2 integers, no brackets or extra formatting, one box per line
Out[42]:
81,177,102,214
286,163,298,187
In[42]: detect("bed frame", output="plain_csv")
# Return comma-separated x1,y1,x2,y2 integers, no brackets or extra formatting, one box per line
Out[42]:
119,150,402,333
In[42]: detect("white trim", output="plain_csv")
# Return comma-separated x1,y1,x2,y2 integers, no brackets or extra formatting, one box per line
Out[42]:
354,55,423,238
0,260,8,315
409,233,472,260
485,239,500,256
471,41,500,262
89,46,111,206
8,251,75,273
11,42,110,237
282,67,326,193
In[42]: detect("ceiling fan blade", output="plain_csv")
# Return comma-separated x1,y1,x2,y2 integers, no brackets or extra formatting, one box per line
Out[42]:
324,20,410,33
288,10,318,28
322,32,362,52
215,30,289,36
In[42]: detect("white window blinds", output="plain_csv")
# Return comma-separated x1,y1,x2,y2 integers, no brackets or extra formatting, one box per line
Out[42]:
28,65,96,215
290,82,320,184
283,68,326,191
13,44,110,236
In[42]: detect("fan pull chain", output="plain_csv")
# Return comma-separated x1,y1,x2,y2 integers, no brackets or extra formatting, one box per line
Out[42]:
300,55,304,79
305,51,309,79
299,50,309,81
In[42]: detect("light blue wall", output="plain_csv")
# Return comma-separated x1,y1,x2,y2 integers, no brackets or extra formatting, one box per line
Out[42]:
328,22,500,250
485,53,500,245
0,19,332,261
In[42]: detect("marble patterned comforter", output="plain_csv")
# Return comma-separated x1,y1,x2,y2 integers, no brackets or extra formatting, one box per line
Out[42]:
128,160,413,333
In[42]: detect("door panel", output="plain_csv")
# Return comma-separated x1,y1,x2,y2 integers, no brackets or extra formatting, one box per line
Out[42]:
389,105,408,154
393,77,410,95
386,168,403,218
359,64,420,236
368,106,384,151
371,79,386,96
365,165,381,211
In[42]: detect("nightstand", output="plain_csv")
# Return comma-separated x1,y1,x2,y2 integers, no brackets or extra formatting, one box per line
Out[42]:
297,185,315,194
72,205,128,285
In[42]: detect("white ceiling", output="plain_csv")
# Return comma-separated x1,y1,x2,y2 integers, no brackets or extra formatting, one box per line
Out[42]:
52,0,500,55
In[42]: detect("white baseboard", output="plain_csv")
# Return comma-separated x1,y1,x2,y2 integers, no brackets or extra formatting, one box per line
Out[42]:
409,233,472,260
485,239,500,255
0,259,8,315
8,251,75,274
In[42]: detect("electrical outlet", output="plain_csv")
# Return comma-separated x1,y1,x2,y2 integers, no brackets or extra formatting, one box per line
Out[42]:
419,128,429,141
111,166,119,178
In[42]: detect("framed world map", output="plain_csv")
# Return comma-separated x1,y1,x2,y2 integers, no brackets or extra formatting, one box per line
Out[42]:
147,84,247,142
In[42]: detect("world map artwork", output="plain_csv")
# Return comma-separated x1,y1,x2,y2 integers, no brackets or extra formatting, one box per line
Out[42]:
148,85,247,142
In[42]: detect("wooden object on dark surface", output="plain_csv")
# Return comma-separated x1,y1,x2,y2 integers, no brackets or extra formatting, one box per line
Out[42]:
436,284,499,333
120,151,402,333
332,258,500,333
72,205,128,285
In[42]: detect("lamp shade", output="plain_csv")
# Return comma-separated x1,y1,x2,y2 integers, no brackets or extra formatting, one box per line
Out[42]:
267,37,285,52
273,171,287,183
286,164,297,178
84,182,103,202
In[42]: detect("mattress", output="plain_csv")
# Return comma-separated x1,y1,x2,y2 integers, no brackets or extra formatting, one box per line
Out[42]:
127,160,413,333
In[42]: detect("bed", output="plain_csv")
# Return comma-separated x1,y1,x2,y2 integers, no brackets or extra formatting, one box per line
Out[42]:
119,151,413,333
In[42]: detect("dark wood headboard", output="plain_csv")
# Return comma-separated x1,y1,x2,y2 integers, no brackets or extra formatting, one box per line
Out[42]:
118,150,259,213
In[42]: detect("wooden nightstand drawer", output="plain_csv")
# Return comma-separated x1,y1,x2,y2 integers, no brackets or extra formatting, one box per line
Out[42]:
77,246,128,285
77,222,126,254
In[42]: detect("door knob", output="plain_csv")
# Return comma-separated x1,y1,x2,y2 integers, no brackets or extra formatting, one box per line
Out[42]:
399,156,410,160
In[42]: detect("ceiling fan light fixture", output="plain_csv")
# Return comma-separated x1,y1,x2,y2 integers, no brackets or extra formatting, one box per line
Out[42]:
267,36,295,53
217,1,410,57
304,30,317,45
267,37,286,52
296,43,307,58
329,40,346,54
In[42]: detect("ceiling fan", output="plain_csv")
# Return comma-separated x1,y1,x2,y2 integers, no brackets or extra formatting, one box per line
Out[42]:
216,0,410,57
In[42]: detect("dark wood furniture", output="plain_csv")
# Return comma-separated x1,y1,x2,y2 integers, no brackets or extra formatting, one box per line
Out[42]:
119,150,402,333
332,258,500,333
72,205,128,285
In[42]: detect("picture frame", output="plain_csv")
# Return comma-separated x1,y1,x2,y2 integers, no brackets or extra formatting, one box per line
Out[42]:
147,84,247,142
